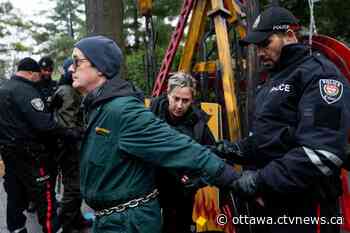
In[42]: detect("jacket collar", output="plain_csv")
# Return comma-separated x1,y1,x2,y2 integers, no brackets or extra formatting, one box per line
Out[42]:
270,43,309,74
82,77,144,114
11,75,38,87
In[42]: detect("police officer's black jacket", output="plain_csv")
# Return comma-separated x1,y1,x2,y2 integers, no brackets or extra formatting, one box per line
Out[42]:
38,78,58,100
0,75,60,146
242,43,350,201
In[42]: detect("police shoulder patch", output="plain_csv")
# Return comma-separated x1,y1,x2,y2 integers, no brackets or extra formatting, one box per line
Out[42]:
31,98,45,111
319,79,343,104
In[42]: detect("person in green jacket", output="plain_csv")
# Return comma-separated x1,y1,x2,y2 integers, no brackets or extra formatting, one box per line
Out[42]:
71,35,239,233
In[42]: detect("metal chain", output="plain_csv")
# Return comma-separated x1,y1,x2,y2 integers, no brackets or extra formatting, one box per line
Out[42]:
95,189,159,217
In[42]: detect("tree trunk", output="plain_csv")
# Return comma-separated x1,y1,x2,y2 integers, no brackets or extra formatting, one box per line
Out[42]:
244,0,260,134
85,0,127,77
132,0,140,50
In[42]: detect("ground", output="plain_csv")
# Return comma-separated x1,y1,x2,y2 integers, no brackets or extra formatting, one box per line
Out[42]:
0,177,93,233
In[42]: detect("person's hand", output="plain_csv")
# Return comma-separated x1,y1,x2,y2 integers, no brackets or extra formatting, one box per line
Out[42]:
230,170,260,198
216,140,239,153
213,140,252,165
0,159,5,177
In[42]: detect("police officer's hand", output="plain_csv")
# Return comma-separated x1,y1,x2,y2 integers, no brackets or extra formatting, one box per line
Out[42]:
0,159,5,177
230,170,260,198
212,140,250,165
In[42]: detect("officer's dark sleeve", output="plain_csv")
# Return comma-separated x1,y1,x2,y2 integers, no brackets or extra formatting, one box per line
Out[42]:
257,75,350,194
19,91,58,132
118,98,239,187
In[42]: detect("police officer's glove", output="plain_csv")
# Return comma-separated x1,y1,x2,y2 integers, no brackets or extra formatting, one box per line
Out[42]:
230,170,261,198
213,140,251,165
213,164,241,188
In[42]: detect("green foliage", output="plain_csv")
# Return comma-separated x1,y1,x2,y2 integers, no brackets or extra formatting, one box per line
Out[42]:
123,0,183,93
0,1,35,76
126,50,147,90
29,0,86,72
41,35,76,68
48,0,85,38
260,0,350,44
10,42,30,52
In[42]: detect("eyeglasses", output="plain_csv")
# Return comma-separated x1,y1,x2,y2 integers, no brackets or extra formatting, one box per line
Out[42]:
257,38,272,49
72,58,89,69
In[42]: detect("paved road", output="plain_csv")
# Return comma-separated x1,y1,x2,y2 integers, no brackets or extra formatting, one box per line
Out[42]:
0,177,42,233
0,177,93,233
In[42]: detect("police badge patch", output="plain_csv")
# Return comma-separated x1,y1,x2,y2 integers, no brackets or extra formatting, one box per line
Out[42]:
319,79,343,104
31,98,45,111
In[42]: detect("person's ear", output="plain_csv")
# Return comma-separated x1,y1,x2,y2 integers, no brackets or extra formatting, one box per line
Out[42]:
286,29,297,43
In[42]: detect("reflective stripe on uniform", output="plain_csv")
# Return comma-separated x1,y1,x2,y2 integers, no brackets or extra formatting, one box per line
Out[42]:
303,146,332,176
11,227,26,233
39,164,54,233
316,149,343,167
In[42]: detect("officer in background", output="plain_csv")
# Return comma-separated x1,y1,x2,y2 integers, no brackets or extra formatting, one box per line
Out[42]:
54,58,92,233
151,72,216,233
214,6,350,233
38,56,58,100
0,57,81,233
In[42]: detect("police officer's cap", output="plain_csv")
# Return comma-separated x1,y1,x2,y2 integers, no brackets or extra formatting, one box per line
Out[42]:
240,6,299,46
17,57,41,73
38,56,54,69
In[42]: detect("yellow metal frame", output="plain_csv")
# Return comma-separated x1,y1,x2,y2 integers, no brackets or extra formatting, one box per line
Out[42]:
137,0,152,16
178,0,245,142
177,1,246,232
144,1,246,232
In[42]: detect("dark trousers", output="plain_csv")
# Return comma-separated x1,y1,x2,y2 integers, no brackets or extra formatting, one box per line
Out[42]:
3,156,59,233
60,150,84,233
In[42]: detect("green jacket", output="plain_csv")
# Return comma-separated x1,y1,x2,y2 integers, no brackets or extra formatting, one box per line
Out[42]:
80,78,235,233
54,84,83,128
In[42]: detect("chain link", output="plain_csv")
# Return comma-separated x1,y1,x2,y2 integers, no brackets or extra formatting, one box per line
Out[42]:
95,189,159,217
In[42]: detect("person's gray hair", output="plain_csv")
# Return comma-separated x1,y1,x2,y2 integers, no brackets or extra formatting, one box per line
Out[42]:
167,72,196,95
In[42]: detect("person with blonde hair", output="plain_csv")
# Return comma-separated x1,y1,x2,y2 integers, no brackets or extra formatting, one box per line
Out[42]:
151,72,216,233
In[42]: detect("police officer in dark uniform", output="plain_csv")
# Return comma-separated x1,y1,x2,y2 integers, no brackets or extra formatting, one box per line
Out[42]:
150,72,216,233
0,57,80,233
26,56,58,214
38,56,58,101
214,6,350,233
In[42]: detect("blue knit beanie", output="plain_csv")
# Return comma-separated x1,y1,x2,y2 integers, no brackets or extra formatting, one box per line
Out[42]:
60,58,73,85
75,36,123,79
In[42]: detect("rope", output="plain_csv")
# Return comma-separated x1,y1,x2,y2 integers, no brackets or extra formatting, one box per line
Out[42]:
308,0,318,53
